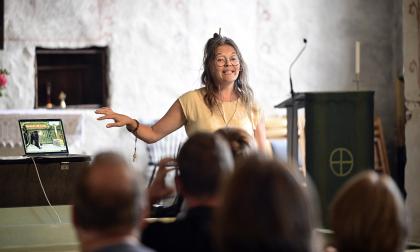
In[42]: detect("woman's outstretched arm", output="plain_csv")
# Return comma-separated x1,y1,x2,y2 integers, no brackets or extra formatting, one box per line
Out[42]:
95,100,186,143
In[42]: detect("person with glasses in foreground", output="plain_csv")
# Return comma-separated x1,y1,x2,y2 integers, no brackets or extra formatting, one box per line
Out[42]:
95,33,267,152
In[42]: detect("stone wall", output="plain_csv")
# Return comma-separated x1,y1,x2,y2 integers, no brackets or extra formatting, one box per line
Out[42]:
403,0,420,242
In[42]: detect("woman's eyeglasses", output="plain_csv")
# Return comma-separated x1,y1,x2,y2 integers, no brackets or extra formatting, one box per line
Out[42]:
215,56,240,67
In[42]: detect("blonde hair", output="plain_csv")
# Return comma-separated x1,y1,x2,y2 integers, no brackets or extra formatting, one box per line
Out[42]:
215,127,257,163
330,170,408,252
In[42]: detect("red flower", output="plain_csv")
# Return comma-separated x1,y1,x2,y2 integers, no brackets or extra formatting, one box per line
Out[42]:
0,74,7,87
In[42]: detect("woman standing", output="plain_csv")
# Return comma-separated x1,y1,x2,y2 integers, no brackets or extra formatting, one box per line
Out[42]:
96,33,266,151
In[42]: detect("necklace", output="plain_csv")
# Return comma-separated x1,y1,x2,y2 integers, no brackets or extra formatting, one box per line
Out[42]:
216,99,239,127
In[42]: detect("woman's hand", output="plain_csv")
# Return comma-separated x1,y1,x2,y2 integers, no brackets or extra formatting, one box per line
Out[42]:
95,107,136,130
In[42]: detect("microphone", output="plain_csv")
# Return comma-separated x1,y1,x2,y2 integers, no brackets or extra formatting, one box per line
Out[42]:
289,38,308,97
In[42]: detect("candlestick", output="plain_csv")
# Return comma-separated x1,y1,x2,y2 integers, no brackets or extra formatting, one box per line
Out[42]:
355,73,360,91
46,82,53,109
355,41,360,75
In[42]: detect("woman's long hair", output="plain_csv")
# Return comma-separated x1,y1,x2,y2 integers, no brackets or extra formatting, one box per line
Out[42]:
201,34,254,111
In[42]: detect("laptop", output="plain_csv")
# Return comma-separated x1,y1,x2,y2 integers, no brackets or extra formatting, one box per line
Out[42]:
18,119,84,158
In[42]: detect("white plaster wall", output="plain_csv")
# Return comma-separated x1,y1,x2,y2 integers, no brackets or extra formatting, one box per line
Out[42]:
0,0,400,180
403,0,420,242
0,1,397,116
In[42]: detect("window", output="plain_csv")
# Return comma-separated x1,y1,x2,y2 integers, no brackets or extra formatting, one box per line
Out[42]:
35,47,108,108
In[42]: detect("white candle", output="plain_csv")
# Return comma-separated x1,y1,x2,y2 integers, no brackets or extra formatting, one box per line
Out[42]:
355,41,360,74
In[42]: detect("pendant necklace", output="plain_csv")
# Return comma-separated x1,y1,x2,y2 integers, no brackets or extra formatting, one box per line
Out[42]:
216,99,239,127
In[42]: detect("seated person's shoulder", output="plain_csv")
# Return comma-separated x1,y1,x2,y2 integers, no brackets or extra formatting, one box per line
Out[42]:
142,220,187,251
95,243,155,252
142,220,180,242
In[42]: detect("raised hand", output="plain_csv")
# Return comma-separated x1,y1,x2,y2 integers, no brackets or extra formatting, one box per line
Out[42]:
148,157,177,205
95,107,134,129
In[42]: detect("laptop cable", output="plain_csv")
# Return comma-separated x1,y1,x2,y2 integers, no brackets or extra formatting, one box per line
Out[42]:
30,157,63,224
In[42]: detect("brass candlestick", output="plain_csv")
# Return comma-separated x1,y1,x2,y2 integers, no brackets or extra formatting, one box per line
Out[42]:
354,73,360,91
46,82,53,109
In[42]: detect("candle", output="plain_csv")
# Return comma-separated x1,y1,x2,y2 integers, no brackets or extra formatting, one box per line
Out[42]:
355,41,360,75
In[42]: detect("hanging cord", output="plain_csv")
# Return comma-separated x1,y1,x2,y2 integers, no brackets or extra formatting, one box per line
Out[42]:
133,137,138,162
130,119,140,162
30,157,62,224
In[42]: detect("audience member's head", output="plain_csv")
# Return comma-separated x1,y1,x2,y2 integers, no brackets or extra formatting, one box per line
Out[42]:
215,154,318,252
72,152,146,251
176,132,234,202
215,127,257,163
330,170,408,252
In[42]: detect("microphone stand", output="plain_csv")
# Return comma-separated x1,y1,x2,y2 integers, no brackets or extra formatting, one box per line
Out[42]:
289,38,307,98
287,38,307,171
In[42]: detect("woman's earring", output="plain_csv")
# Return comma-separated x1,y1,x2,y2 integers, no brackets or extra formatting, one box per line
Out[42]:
236,79,242,88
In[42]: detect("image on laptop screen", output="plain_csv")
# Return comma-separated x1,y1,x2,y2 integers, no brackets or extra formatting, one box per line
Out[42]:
18,119,69,155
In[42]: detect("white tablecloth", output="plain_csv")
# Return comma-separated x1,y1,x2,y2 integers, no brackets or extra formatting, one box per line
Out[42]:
0,109,83,148
0,109,181,173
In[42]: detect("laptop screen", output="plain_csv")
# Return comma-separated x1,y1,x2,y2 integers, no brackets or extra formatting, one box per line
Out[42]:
18,119,69,155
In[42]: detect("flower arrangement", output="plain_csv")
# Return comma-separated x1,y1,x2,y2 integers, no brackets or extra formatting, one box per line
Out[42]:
0,69,9,97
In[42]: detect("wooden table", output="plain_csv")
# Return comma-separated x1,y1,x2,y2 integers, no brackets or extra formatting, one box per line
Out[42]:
0,155,90,207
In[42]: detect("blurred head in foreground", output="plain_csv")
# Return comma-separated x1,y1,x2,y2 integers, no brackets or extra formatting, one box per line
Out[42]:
72,152,146,252
215,154,319,252
330,170,408,252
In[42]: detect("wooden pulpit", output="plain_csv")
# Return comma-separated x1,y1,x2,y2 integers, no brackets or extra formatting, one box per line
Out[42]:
275,91,374,226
